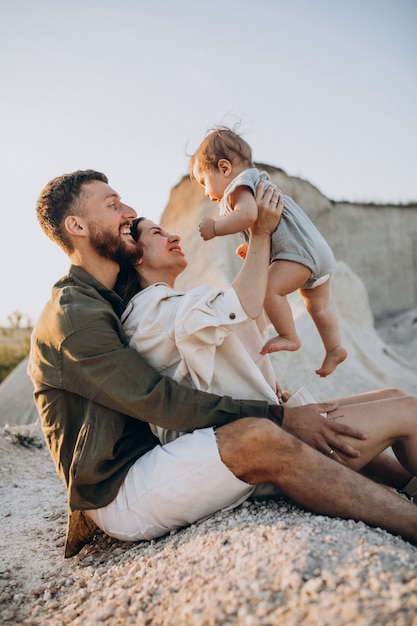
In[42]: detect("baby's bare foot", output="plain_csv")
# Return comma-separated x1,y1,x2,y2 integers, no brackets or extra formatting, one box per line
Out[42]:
261,335,301,355
316,346,348,377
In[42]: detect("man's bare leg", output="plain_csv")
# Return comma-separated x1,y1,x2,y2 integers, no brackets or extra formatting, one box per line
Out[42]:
215,418,417,544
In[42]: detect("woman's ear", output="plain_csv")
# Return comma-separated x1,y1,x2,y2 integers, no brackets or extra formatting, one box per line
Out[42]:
217,159,233,177
64,215,86,237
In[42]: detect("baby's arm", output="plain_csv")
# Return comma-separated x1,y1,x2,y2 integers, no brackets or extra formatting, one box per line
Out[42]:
199,187,258,240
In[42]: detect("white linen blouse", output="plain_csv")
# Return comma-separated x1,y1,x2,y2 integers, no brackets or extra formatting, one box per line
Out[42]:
122,283,278,443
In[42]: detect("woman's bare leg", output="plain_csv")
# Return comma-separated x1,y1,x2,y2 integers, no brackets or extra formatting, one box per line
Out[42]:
327,388,413,487
325,395,417,475
360,452,412,488
330,388,406,406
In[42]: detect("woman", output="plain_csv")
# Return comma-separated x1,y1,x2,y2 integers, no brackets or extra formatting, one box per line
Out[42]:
117,217,417,490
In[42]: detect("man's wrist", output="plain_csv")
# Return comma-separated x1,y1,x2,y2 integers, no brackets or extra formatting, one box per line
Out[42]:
267,404,284,427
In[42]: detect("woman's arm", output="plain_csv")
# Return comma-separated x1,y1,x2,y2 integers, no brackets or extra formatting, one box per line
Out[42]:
232,185,282,319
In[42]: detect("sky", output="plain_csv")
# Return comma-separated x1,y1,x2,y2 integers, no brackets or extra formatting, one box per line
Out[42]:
0,0,416,327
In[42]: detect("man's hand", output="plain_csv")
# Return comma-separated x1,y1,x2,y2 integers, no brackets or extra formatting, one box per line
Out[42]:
282,403,368,465
199,217,216,241
251,183,283,237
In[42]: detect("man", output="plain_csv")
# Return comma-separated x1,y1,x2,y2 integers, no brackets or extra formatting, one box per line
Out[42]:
29,169,417,558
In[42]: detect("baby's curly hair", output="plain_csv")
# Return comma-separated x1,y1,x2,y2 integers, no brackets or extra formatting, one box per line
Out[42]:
189,126,254,178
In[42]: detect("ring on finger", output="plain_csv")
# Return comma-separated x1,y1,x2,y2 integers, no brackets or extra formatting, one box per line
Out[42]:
328,448,335,456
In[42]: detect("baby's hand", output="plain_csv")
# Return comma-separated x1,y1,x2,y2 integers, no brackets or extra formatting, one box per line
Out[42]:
199,217,216,241
236,243,248,260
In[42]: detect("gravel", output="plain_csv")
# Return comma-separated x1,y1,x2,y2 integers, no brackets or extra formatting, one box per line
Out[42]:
1,307,417,626
1,431,417,626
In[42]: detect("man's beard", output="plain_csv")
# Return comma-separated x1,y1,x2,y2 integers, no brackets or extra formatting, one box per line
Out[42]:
89,223,141,266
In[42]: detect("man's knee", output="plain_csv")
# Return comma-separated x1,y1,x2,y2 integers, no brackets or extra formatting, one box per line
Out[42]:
215,417,303,485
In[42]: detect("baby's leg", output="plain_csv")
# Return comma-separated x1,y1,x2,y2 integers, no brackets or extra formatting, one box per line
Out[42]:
261,260,311,354
299,278,347,377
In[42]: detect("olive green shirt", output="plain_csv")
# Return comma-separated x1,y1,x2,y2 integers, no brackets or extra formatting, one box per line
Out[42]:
28,266,269,557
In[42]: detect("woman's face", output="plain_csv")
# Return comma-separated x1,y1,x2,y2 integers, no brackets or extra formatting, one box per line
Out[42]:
134,219,188,287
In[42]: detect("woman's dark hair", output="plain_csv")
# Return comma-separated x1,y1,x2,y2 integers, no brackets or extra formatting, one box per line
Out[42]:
115,217,146,307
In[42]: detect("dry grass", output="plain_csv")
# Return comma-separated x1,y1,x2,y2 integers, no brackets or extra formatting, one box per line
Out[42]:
0,327,31,384
0,326,32,347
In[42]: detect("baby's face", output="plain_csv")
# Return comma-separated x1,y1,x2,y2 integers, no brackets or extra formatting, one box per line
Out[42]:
192,165,229,203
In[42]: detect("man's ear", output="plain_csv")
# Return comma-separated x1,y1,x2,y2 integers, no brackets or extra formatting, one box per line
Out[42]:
64,215,86,237
217,159,233,177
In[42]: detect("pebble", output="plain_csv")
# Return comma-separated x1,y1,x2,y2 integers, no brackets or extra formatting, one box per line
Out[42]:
2,499,417,625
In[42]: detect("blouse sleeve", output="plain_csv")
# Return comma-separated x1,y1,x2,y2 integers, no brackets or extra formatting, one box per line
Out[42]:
174,286,251,391
176,286,247,342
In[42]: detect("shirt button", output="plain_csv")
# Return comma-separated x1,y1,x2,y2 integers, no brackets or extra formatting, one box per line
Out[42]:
229,312,236,319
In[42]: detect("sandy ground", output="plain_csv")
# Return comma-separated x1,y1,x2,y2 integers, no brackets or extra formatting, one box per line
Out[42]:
1,311,417,625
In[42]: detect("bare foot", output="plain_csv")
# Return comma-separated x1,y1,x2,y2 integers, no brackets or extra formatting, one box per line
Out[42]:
316,346,348,377
260,335,301,355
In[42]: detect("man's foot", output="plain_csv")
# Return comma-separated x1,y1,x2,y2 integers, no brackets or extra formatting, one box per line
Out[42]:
316,346,348,377
260,335,301,355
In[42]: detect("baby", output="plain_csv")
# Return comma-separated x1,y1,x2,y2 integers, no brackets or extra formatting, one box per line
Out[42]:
189,126,347,377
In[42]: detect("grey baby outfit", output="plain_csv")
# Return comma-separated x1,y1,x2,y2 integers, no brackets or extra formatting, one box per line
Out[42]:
219,168,334,289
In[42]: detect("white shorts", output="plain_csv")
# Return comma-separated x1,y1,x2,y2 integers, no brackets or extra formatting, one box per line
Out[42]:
85,427,267,542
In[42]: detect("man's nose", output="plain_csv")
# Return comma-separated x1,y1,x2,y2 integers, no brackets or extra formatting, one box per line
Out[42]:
121,203,137,218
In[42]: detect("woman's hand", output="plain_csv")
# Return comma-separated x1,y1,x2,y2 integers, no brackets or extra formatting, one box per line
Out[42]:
251,183,283,237
231,182,283,319
282,403,368,465
236,243,248,260
275,381,291,404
